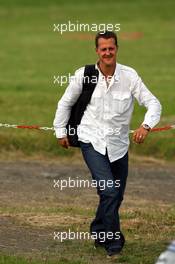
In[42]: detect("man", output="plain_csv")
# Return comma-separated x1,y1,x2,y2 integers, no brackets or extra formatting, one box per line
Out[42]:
53,31,162,258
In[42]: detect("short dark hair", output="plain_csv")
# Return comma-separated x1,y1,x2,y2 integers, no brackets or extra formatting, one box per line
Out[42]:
95,31,118,48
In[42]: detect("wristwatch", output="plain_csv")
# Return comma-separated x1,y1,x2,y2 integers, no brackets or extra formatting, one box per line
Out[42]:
142,124,151,131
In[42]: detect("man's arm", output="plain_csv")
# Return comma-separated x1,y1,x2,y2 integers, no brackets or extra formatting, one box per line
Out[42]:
131,71,162,144
53,67,84,148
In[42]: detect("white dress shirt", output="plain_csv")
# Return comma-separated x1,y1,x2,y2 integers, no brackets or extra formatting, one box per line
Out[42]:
53,63,162,162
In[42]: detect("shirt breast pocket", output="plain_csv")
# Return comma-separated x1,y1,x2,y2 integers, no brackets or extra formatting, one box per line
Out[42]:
112,91,132,115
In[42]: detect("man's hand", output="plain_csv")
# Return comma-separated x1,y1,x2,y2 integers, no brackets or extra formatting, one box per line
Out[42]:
133,126,150,144
58,136,70,149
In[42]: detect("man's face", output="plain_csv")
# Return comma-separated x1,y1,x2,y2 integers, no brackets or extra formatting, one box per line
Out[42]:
96,37,117,67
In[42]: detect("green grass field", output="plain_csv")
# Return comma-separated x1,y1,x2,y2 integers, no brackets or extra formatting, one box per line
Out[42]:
0,1,175,263
0,0,175,160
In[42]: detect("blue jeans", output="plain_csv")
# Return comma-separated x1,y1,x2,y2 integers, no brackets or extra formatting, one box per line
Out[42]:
79,141,128,253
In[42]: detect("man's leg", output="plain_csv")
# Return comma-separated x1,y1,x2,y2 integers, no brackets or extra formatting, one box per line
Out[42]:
79,141,128,254
105,151,128,254
80,141,113,241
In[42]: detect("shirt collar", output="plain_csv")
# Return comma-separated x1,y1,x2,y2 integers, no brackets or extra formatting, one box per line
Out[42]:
95,62,120,81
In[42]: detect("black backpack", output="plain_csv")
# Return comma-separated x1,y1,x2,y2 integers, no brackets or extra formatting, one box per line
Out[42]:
66,64,99,147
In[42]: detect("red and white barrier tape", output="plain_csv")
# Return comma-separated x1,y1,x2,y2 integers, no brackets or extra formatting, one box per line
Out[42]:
130,125,175,133
0,123,54,131
0,123,175,133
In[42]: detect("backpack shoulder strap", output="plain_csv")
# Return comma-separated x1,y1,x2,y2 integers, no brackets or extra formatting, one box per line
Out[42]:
83,64,99,90
66,65,99,147
67,64,99,127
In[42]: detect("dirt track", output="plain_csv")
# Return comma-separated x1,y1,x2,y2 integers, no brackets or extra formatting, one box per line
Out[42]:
0,156,174,258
